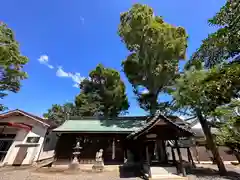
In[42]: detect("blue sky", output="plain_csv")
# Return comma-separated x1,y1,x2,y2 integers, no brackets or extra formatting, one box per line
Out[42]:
1,0,226,117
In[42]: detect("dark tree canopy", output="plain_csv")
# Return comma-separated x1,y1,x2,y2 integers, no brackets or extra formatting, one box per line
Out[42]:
118,4,188,114
174,62,240,116
75,64,129,117
0,23,28,111
186,0,240,69
43,103,80,125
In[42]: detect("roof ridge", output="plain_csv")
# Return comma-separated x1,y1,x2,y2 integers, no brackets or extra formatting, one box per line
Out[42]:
69,116,149,120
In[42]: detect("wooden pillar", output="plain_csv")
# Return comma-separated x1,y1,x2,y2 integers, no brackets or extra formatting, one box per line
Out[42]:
187,147,191,163
112,138,115,160
123,140,127,163
123,148,127,163
145,144,151,178
146,145,150,164
157,139,167,163
171,147,176,164
187,147,196,168
175,139,186,177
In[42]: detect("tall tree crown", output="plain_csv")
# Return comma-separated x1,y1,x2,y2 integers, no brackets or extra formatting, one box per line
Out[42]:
118,4,188,114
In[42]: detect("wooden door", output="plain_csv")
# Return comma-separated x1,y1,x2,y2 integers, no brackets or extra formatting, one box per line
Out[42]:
13,147,28,166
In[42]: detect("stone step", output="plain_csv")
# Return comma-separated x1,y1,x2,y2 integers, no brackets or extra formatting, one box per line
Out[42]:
150,166,185,179
151,175,187,179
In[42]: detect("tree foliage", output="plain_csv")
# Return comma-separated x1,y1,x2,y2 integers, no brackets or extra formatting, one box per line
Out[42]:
186,0,240,69
118,4,188,114
172,63,240,174
43,103,79,125
213,99,240,155
0,23,28,111
75,64,129,117
174,62,240,115
44,65,129,123
75,92,101,117
173,0,240,174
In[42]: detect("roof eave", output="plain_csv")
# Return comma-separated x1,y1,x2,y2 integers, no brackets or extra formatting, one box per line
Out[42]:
53,130,133,134
127,111,194,140
0,109,50,127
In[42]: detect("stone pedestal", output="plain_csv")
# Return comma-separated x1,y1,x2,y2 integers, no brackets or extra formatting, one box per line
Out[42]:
69,156,80,170
92,161,104,171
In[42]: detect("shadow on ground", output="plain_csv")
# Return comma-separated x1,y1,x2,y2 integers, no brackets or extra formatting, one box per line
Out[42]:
118,164,142,178
189,167,240,180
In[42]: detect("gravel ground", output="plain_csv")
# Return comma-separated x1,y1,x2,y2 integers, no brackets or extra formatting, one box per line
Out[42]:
0,164,239,180
0,167,141,180
194,164,240,180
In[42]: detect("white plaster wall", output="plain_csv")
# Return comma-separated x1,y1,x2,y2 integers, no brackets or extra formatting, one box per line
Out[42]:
22,125,47,165
3,129,27,165
1,116,48,165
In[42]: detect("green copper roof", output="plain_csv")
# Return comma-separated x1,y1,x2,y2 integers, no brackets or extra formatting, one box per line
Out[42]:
53,119,146,133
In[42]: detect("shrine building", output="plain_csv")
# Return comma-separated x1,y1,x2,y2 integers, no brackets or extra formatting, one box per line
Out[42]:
53,112,194,177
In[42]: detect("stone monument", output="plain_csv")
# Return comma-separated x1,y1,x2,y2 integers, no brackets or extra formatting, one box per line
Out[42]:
92,149,104,171
69,139,82,170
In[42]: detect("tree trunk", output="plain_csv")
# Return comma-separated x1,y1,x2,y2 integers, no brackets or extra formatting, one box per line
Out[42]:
233,150,240,163
150,101,157,115
196,109,227,175
149,93,158,115
229,146,240,163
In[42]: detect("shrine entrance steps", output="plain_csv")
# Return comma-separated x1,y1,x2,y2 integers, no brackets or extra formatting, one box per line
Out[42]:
150,166,187,179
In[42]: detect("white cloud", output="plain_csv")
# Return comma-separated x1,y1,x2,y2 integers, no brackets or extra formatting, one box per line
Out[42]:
38,55,85,88
38,55,54,69
73,83,79,88
141,88,149,94
47,64,54,69
80,16,84,24
56,67,69,77
38,55,48,63
70,72,85,84
56,67,85,88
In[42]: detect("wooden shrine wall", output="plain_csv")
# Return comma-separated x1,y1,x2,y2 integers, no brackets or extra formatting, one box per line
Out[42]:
55,133,126,164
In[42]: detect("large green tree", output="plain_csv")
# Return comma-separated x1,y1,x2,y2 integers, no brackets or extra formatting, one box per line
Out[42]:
43,103,79,125
75,64,129,117
174,0,240,174
173,62,240,174
0,23,28,111
118,4,188,114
